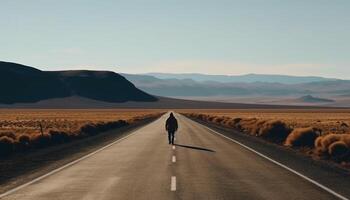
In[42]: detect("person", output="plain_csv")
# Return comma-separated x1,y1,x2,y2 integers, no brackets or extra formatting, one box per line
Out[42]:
165,112,178,145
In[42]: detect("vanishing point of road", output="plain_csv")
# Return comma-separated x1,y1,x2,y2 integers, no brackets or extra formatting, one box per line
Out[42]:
0,113,348,200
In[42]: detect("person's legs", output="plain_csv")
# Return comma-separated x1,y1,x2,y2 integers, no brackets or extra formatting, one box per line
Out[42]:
171,132,175,144
168,131,171,144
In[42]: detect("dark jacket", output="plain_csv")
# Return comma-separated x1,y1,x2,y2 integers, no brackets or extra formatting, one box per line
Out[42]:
166,114,178,132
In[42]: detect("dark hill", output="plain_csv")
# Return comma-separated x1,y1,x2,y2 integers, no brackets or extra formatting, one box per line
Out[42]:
0,61,157,104
52,70,157,103
0,62,70,104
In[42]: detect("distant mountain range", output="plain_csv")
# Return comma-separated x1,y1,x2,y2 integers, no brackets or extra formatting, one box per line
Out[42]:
2,61,349,107
146,73,339,84
122,73,350,97
0,61,157,104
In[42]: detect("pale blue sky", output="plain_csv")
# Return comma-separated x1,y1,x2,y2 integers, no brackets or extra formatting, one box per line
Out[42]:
1,0,349,78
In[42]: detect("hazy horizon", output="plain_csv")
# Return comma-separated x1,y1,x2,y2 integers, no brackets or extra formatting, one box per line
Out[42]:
1,0,349,78
2,59,346,80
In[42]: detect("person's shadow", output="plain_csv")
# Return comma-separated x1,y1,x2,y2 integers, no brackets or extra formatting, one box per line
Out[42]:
174,144,215,153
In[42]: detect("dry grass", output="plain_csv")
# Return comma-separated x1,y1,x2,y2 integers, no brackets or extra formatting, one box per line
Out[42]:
0,109,164,157
184,113,291,142
0,109,163,135
179,109,350,135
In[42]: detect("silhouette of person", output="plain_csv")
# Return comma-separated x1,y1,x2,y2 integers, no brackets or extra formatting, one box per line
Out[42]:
165,112,178,145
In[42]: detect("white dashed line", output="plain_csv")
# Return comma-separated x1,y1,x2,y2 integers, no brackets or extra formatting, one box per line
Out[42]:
171,176,176,191
172,155,176,163
172,145,175,150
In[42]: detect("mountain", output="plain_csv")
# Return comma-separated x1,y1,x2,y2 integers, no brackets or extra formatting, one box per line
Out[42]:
122,73,350,107
0,61,157,104
147,73,339,84
122,73,307,97
50,70,157,103
297,95,335,103
0,62,70,104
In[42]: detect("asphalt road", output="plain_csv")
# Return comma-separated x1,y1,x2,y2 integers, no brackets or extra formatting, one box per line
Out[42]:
0,113,346,200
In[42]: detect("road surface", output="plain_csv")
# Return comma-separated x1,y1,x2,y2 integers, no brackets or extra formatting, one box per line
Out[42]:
0,113,346,200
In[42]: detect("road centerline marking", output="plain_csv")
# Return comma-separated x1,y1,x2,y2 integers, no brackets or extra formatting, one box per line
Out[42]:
172,145,175,150
172,155,176,163
171,176,176,191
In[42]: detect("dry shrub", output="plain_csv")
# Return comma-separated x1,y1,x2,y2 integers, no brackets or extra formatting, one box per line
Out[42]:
69,130,86,140
184,113,241,129
186,113,291,143
258,120,291,143
79,123,98,136
314,136,325,155
328,141,349,158
320,134,342,152
101,120,128,131
251,120,267,136
0,136,14,156
222,118,239,128
208,115,216,122
238,118,258,133
16,134,31,151
49,130,70,144
342,134,350,146
314,133,350,161
79,120,128,136
227,118,242,128
196,114,208,121
315,136,324,150
18,134,31,145
31,133,52,148
0,132,16,140
126,113,153,124
212,116,226,124
232,118,242,124
285,127,320,147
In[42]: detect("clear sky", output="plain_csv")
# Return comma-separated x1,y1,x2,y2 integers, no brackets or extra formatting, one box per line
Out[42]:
1,0,349,78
